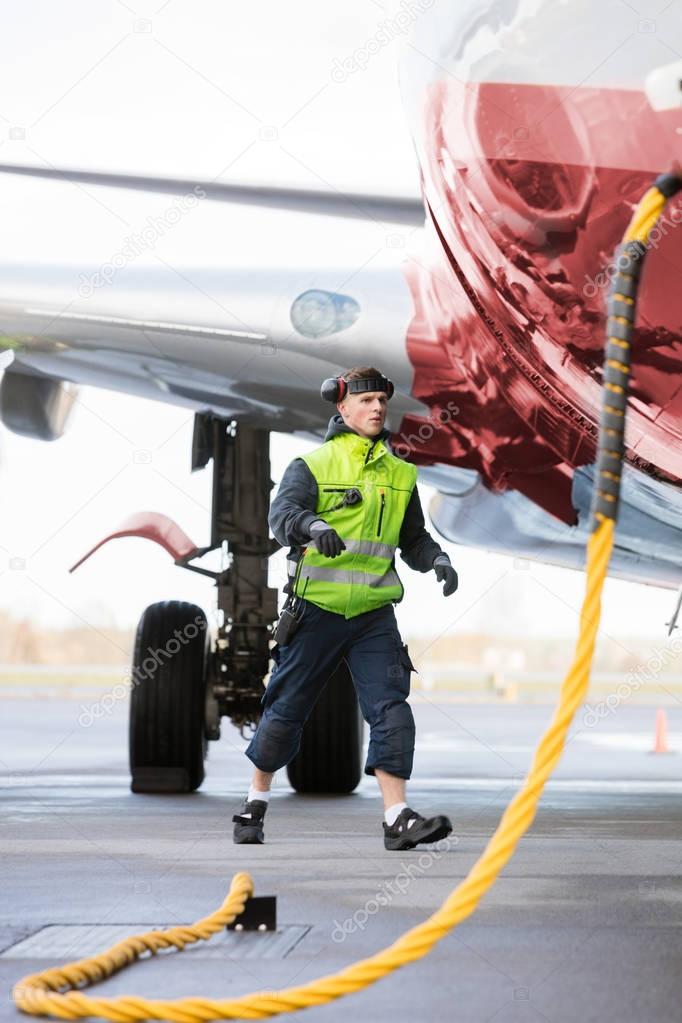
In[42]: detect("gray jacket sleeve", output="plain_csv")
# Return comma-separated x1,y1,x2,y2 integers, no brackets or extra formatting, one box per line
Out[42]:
268,458,321,547
398,486,450,573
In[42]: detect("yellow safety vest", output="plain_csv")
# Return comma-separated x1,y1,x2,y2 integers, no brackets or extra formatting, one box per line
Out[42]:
293,431,417,619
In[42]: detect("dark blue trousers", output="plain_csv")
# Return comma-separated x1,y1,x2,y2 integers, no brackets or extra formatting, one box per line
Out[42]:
245,599,416,779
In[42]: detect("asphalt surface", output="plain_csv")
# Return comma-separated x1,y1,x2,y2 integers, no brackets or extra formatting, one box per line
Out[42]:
2,692,682,1022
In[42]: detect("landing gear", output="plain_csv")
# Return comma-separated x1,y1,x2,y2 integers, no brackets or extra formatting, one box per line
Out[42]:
287,661,364,794
129,601,209,794
129,415,279,793
88,412,364,795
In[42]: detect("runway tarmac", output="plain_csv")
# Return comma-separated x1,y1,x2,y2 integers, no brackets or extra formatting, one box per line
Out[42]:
2,691,682,1022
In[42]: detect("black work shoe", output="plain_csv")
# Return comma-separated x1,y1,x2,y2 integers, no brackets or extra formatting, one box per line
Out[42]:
232,799,268,844
383,806,452,851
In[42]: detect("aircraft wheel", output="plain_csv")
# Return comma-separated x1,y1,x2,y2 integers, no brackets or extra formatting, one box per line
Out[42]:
287,660,364,794
129,601,209,794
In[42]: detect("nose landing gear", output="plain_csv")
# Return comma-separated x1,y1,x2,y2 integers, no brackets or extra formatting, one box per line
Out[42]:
72,412,364,794
129,415,280,793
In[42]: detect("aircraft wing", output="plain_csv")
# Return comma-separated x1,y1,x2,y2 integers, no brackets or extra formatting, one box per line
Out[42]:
0,162,425,226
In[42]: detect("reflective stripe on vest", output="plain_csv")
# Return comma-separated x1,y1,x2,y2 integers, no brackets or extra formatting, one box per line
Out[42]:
296,563,403,589
293,431,417,619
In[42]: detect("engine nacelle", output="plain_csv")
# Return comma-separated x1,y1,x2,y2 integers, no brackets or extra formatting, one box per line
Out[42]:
0,368,77,441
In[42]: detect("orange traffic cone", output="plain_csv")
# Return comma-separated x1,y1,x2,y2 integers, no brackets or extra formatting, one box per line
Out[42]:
652,708,671,754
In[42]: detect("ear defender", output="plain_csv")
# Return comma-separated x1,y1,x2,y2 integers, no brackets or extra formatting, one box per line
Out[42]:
320,377,347,402
320,376,394,402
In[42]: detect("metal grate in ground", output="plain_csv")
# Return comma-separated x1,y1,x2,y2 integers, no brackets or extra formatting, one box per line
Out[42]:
1,923,310,960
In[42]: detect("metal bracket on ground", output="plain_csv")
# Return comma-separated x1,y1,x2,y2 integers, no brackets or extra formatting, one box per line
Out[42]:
227,896,277,932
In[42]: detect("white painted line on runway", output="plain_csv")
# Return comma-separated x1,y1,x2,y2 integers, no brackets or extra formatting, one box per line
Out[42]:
573,732,682,752
401,778,682,793
3,775,682,797
415,741,536,753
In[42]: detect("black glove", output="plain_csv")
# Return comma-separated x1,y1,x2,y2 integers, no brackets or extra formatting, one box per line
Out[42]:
433,556,458,596
308,520,346,558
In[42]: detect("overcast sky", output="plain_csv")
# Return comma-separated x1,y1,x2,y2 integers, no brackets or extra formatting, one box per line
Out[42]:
0,0,676,658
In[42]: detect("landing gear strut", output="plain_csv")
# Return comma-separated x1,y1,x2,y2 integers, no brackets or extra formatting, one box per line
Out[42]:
127,413,364,794
129,416,278,792
189,415,280,737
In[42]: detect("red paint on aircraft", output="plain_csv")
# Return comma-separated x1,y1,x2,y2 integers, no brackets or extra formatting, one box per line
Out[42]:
394,80,682,524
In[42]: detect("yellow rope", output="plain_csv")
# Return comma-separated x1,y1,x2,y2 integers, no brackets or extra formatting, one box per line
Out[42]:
12,179,672,1022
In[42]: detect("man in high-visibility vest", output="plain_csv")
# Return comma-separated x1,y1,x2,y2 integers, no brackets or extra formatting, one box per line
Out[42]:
233,366,458,850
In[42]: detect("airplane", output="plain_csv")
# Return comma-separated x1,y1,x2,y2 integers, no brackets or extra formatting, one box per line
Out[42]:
0,0,680,797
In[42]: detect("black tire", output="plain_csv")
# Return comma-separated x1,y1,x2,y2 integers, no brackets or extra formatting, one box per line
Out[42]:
129,601,209,794
286,660,364,794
